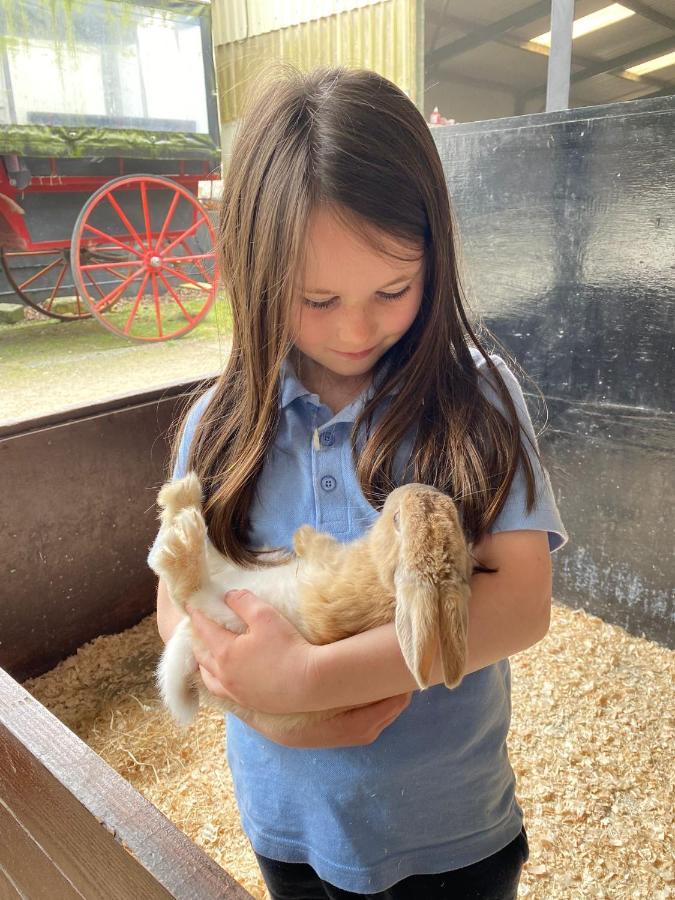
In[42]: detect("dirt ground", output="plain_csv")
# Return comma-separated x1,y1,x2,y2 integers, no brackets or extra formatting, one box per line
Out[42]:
0,297,231,424
25,603,675,900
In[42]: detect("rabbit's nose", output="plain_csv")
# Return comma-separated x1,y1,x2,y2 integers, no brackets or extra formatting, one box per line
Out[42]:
393,510,401,531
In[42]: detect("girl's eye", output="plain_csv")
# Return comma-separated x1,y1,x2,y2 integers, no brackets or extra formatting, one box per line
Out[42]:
301,285,411,310
378,285,411,302
302,297,337,311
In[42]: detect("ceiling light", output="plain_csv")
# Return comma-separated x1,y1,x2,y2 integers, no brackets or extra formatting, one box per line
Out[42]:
626,50,675,75
531,3,635,47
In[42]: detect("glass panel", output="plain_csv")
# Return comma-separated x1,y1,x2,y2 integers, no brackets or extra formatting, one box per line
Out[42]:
0,0,209,133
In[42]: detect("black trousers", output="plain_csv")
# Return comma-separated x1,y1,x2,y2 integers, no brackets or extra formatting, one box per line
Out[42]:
255,826,529,900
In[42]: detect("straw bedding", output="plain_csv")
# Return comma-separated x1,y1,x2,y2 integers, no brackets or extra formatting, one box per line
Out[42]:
24,602,674,900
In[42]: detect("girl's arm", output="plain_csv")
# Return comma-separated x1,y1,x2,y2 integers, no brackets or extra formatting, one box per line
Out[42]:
310,529,551,709
188,529,552,714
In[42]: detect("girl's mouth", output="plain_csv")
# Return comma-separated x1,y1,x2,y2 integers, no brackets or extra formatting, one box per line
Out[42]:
332,346,377,360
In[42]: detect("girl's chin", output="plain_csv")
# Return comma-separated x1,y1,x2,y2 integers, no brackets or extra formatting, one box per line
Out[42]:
294,346,385,381
328,356,379,376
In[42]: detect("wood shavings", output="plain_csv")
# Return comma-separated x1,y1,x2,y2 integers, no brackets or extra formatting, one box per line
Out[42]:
25,602,674,900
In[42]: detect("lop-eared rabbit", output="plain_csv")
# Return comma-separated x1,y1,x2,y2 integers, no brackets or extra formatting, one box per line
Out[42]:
148,473,472,735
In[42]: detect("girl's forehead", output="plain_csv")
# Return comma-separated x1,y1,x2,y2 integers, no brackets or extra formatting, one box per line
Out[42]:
303,207,423,276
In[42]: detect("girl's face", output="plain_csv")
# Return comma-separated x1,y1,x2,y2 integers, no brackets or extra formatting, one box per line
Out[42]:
291,206,425,386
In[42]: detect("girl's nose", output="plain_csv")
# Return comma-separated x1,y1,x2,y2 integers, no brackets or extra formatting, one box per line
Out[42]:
337,307,375,348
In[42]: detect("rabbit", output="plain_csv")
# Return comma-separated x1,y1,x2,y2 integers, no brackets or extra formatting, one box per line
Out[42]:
147,472,473,735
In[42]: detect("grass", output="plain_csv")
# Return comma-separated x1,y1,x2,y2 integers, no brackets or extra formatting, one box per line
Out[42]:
0,292,233,424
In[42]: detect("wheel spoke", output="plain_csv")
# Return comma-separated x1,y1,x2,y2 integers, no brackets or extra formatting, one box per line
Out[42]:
18,255,63,291
164,265,211,292
151,272,163,339
93,266,144,312
140,181,153,248
106,192,147,252
44,261,68,312
159,215,208,257
155,190,182,252
83,223,144,258
124,270,150,335
84,269,106,300
177,240,212,282
162,251,213,264
80,259,140,271
157,270,196,324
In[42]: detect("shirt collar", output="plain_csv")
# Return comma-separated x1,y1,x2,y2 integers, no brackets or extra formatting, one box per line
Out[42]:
278,357,315,409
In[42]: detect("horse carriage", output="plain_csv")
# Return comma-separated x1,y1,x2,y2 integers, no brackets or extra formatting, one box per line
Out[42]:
0,0,220,342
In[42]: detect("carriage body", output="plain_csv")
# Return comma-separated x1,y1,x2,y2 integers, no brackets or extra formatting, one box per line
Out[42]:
0,0,221,341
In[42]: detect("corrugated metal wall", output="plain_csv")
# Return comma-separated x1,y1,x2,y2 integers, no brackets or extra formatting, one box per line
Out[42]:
212,0,421,140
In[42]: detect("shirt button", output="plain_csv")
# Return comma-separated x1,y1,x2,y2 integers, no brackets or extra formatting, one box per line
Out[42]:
320,430,335,446
320,475,337,492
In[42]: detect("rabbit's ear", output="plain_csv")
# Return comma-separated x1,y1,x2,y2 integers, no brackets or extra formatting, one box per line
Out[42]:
437,579,469,688
394,571,440,689
394,570,469,690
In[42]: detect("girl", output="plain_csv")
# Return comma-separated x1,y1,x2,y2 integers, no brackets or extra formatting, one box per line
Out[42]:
155,65,567,900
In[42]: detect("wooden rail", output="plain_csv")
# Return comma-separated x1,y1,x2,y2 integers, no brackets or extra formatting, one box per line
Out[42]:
0,667,252,899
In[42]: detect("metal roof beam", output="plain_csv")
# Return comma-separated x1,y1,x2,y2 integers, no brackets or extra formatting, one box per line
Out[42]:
424,9,673,93
425,0,551,69
618,0,675,32
431,70,518,95
524,35,675,97
639,84,675,98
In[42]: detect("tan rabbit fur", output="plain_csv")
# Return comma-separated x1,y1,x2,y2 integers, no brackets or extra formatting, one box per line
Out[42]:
149,474,472,735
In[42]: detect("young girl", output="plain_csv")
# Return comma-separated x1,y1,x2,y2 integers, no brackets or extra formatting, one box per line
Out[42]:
155,65,567,900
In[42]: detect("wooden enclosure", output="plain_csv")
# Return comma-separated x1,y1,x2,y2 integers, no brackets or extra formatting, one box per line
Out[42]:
0,93,672,895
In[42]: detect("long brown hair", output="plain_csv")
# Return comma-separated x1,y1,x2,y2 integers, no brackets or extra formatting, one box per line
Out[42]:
171,64,538,565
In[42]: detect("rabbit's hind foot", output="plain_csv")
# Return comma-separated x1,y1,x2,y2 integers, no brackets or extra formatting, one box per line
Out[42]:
157,473,202,522
154,507,207,607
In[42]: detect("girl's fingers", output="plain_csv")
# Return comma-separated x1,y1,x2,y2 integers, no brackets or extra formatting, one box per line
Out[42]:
249,693,414,749
220,589,266,624
188,607,237,653
198,663,224,696
323,694,413,747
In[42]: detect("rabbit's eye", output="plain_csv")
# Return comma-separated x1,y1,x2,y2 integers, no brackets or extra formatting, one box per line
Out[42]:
393,510,401,531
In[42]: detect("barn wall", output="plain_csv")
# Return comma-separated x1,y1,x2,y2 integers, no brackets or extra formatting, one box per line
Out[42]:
212,0,422,161
431,95,674,645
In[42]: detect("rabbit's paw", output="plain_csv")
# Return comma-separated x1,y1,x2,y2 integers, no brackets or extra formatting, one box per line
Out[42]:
292,524,318,557
293,525,339,559
157,473,202,519
155,508,207,604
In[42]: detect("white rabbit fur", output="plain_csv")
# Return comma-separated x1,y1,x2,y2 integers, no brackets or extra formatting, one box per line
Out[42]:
148,472,473,736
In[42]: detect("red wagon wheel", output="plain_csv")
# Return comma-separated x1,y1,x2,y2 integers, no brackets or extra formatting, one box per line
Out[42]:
70,174,217,341
0,247,91,320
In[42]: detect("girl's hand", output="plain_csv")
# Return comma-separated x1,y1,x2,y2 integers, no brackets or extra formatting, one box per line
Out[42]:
188,590,318,715
250,693,413,748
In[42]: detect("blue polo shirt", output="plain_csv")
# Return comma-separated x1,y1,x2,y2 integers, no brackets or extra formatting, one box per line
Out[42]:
164,349,567,893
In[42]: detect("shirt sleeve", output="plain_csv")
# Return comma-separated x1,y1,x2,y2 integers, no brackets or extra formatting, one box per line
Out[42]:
477,354,568,553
